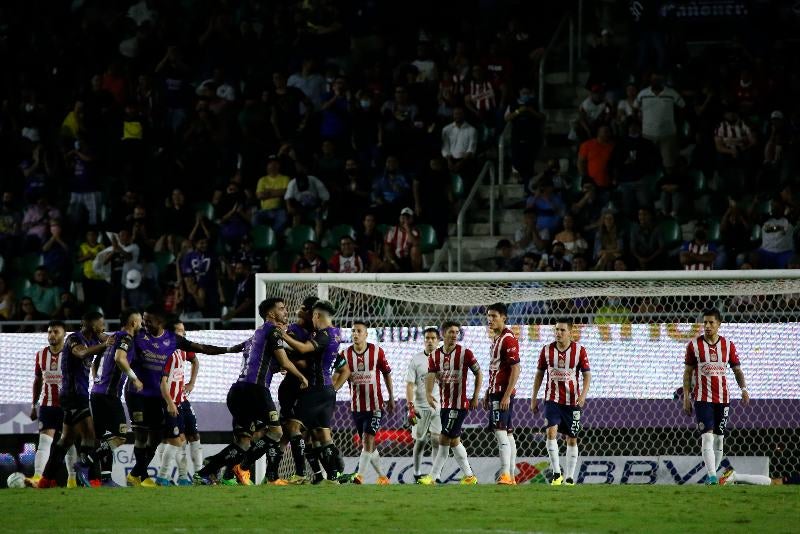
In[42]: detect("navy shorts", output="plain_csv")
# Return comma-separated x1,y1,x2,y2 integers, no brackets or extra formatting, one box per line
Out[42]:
694,401,730,435
126,393,164,432
179,401,198,436
227,382,278,437
90,394,128,438
440,408,468,438
296,387,336,430
38,406,64,432
278,378,301,422
543,401,582,438
352,410,382,437
60,394,91,426
488,393,515,432
163,407,186,439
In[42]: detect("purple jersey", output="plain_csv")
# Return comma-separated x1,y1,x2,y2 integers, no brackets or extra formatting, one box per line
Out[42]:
238,321,284,388
306,326,341,390
131,330,191,397
62,331,102,398
92,331,135,397
180,250,217,288
269,322,313,387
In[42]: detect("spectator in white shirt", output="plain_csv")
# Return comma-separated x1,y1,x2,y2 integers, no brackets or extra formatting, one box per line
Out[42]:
757,198,794,268
441,106,477,178
577,84,612,141
284,164,330,237
287,58,326,112
634,73,685,169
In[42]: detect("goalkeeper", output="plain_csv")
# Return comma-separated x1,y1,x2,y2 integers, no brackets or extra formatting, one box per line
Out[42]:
405,327,443,483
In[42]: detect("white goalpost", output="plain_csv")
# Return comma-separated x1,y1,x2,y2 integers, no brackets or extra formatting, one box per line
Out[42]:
256,270,800,484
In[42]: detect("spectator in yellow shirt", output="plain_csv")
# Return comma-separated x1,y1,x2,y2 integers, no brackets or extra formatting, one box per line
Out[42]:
253,155,290,232
76,229,109,313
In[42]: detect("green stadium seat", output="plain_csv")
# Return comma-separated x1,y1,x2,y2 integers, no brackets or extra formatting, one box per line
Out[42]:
251,225,277,252
750,223,762,245
285,225,316,254
417,224,438,253
11,276,29,297
319,247,334,261
322,224,356,248
658,218,682,249
154,251,176,274
12,253,42,279
377,224,392,238
193,201,215,220
754,199,771,217
706,219,721,242
689,169,707,193
451,174,465,199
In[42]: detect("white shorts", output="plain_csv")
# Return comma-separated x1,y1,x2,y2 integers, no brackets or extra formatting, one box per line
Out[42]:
412,407,442,440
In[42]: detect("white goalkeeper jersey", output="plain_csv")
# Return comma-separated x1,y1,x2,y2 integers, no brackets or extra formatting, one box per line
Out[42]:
405,350,438,410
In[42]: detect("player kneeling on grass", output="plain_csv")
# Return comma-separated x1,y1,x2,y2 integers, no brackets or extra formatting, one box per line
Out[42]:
406,327,443,483
419,322,481,485
531,318,591,486
333,321,395,484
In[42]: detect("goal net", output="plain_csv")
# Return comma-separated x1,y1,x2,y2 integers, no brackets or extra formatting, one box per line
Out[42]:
256,271,800,484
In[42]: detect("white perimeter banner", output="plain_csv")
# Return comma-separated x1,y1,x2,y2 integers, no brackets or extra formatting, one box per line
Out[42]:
112,444,767,485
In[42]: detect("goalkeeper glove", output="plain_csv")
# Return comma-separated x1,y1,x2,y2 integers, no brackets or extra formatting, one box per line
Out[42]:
407,402,418,426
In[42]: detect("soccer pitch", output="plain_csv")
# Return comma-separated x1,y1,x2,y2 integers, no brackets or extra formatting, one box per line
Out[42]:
1,485,797,533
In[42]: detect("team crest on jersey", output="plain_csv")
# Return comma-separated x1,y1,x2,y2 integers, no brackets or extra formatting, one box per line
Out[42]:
709,347,718,362
558,354,566,368
357,360,365,371
443,359,450,370
49,359,58,371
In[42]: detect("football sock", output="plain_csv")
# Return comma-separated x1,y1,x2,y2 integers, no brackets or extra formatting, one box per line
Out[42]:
369,449,384,477
96,441,113,481
289,434,306,477
319,442,342,480
34,433,53,477
131,446,149,478
357,450,370,476
42,442,67,479
240,438,268,471
566,444,578,480
198,443,246,476
546,439,561,475
452,443,473,477
701,433,716,478
155,443,166,466
158,444,179,479
495,430,511,475
713,435,724,470
79,444,99,479
307,447,323,480
413,440,426,476
189,440,203,471
177,444,189,479
65,445,77,477
431,444,450,480
265,437,283,482
508,433,517,477
732,473,771,485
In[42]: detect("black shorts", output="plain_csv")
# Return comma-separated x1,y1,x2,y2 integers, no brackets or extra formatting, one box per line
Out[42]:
126,392,164,432
60,394,91,426
90,394,128,439
278,378,301,422
440,408,468,438
227,382,278,437
37,406,64,432
179,401,198,436
163,407,185,439
296,387,336,430
488,393,515,432
544,401,582,438
694,401,730,436
352,410,382,437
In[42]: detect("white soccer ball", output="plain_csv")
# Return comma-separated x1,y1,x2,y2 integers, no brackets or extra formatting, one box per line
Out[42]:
7,472,26,489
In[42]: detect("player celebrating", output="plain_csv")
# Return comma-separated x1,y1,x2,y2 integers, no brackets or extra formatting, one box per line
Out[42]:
91,309,142,486
194,298,307,485
531,318,591,486
333,321,395,484
682,309,749,485
280,300,343,484
26,321,78,488
420,321,482,485
405,326,442,483
38,314,110,488
485,302,521,485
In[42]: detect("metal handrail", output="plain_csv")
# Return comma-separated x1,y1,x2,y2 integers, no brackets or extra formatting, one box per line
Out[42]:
497,122,512,186
456,161,495,272
538,12,573,113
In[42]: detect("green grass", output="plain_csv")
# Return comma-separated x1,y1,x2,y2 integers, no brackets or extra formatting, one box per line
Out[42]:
1,485,798,533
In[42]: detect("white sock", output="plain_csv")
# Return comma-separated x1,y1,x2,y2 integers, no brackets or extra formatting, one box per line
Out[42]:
155,443,166,467
357,450,370,476
34,434,53,477
713,435,724,471
189,440,203,471
452,443,473,477
495,430,511,476
732,473,771,485
429,435,440,462
701,433,716,478
508,434,517,478
177,444,189,478
65,445,78,477
369,450,384,477
413,440,426,476
566,444,578,481
158,444,179,479
546,439,561,475
431,445,451,480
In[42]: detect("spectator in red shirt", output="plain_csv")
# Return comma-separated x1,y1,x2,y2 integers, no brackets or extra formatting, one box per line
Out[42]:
329,235,378,273
578,125,615,199
291,240,328,273
383,207,421,272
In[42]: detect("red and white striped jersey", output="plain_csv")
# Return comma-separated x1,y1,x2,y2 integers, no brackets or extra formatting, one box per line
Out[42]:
34,346,63,407
175,349,196,402
343,343,391,412
468,80,496,111
428,344,480,409
384,225,419,259
714,120,753,150
162,351,186,405
488,328,520,395
537,342,590,407
685,335,741,404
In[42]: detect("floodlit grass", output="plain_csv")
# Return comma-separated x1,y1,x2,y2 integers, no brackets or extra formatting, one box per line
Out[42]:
1,484,797,533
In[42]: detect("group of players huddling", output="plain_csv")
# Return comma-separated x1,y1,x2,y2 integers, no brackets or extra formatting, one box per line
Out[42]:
26,297,766,487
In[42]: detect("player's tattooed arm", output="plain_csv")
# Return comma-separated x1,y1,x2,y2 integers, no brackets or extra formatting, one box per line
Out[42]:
70,340,111,360
273,348,308,388
280,332,315,354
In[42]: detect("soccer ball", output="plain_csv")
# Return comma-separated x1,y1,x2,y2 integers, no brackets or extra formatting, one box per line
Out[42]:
6,472,25,489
